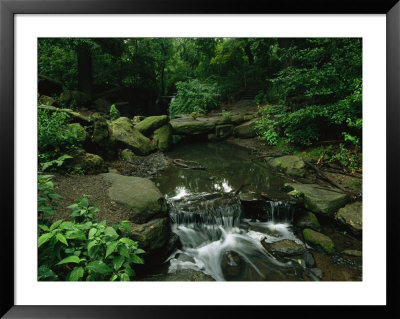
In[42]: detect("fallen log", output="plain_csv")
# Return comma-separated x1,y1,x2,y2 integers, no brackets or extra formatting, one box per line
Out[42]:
38,105,91,123
173,158,206,170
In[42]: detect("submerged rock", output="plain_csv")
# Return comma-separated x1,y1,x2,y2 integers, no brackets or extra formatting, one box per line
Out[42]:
221,250,244,280
233,118,257,138
334,201,362,235
303,228,335,254
101,172,168,223
152,123,173,151
261,239,306,257
285,183,348,216
135,115,169,136
109,117,156,155
268,155,306,177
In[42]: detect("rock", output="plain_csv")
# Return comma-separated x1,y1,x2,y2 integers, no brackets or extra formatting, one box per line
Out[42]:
261,239,306,257
170,117,216,135
159,269,215,281
221,251,244,280
91,113,109,143
70,150,108,175
215,124,234,139
334,201,362,235
152,123,172,152
296,211,321,231
134,115,169,136
60,90,91,107
132,115,146,123
38,74,62,96
120,149,136,162
303,228,335,254
130,218,170,252
215,114,245,126
233,118,257,138
109,117,156,155
38,95,55,106
268,155,306,177
309,268,323,279
101,173,168,223
302,251,316,268
238,191,266,220
94,98,111,113
342,249,362,257
285,183,348,216
67,123,88,144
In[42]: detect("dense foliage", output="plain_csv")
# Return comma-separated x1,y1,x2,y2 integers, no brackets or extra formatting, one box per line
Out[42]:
38,175,145,281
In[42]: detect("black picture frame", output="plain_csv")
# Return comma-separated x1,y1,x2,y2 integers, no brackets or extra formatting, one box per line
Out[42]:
1,0,399,318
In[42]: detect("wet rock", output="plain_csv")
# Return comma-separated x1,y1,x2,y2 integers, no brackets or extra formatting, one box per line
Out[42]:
238,191,266,220
159,269,215,281
135,115,169,136
285,183,348,216
120,149,136,162
38,95,55,106
215,124,234,139
176,253,195,263
109,117,156,155
303,228,335,254
101,172,168,223
342,249,362,257
170,117,216,135
261,239,306,257
132,115,146,123
268,155,306,177
38,74,62,96
70,150,108,175
302,251,316,268
334,201,362,235
67,123,88,144
152,123,173,151
309,268,323,279
296,211,321,231
221,250,244,280
233,118,257,138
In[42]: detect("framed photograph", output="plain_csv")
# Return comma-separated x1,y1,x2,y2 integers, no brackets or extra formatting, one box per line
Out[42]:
1,0,399,317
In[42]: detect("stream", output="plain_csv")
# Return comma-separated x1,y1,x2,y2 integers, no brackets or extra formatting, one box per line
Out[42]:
150,142,315,281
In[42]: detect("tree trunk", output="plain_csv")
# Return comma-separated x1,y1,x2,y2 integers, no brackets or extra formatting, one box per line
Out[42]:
77,44,92,97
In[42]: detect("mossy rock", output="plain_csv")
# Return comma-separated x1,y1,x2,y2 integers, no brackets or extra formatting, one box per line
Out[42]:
91,113,109,143
38,95,55,106
134,115,169,136
268,155,306,177
152,123,172,152
67,123,88,143
130,218,170,252
170,117,216,135
109,117,156,155
71,150,108,175
121,149,136,162
215,124,234,139
303,228,334,254
334,201,362,235
296,212,321,231
233,118,257,138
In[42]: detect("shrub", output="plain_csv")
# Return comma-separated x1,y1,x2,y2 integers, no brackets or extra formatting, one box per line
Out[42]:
169,79,220,117
109,104,120,121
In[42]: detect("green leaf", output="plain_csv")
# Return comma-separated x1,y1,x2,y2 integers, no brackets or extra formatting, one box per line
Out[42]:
50,220,63,231
60,221,75,230
105,241,119,258
87,240,98,258
130,254,144,264
111,274,118,281
119,238,135,247
124,264,135,277
88,228,97,239
65,230,86,241
104,227,119,241
86,261,112,275
38,232,54,248
67,203,79,210
120,273,130,281
120,221,132,233
67,267,84,281
112,255,125,271
134,248,146,255
80,197,89,208
56,233,68,246
41,161,54,171
118,244,129,258
38,224,50,232
56,255,81,265
38,265,58,281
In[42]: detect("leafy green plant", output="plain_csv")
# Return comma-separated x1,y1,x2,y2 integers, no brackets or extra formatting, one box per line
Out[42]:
109,104,120,121
38,175,62,219
40,154,73,172
255,106,280,146
221,109,231,121
38,195,145,281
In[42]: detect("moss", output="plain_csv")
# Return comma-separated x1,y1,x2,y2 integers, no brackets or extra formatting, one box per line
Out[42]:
306,212,321,231
67,123,88,143
303,228,334,254
152,124,172,152
135,115,169,136
121,149,136,162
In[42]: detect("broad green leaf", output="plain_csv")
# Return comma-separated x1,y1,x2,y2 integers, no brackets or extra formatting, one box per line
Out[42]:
87,240,98,258
65,230,86,241
120,221,132,233
118,244,129,258
60,221,75,230
41,162,53,171
38,206,56,215
104,227,119,241
134,248,146,255
130,254,144,264
105,241,119,258
50,220,63,231
38,232,54,248
112,255,124,271
67,267,84,281
38,265,58,281
80,197,89,208
48,193,62,200
56,255,81,265
38,174,54,180
88,228,97,239
86,261,112,275
124,265,135,277
56,233,68,246
67,203,79,209
58,154,73,161
38,224,50,232
120,273,130,281
119,238,135,247
111,274,118,281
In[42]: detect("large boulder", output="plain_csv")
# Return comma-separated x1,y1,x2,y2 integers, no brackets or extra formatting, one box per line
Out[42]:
101,173,168,223
268,155,306,177
134,115,169,136
170,117,216,135
296,211,321,231
285,183,348,216
303,228,335,254
38,75,62,96
130,218,170,252
70,150,108,175
261,239,306,257
233,118,257,138
109,117,156,155
334,201,362,235
152,123,172,152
